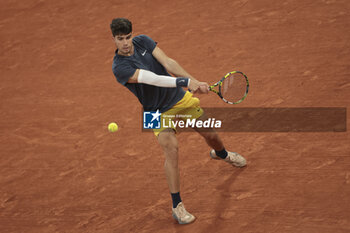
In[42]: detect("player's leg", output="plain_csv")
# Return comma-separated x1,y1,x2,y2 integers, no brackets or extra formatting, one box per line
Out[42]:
193,113,225,150
194,113,247,167
157,129,180,193
195,125,225,151
157,129,196,224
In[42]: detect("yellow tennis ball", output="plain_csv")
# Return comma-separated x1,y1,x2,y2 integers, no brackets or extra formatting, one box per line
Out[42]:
108,122,118,132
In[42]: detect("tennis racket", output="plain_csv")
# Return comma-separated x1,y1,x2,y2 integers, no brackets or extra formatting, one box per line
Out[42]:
209,71,249,104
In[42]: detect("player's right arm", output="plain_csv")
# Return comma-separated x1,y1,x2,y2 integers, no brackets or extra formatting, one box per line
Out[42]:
127,68,206,92
127,68,191,88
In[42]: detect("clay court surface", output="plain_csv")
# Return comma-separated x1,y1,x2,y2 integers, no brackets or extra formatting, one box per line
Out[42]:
1,0,350,232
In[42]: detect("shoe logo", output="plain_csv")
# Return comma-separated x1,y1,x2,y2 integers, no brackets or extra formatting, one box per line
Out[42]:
143,110,161,129
141,50,147,56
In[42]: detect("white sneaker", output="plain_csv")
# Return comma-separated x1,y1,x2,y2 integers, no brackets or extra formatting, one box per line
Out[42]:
172,202,196,224
210,149,247,167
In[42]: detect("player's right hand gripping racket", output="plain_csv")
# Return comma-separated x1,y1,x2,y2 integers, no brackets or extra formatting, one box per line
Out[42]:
209,71,249,104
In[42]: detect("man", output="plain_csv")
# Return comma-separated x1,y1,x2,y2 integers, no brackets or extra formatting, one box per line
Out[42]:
110,18,246,224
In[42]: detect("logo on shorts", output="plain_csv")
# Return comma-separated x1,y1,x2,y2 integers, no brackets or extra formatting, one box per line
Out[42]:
143,110,161,129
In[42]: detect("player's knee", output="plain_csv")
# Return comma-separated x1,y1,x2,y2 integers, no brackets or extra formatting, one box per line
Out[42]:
158,131,178,154
161,139,178,151
163,141,178,156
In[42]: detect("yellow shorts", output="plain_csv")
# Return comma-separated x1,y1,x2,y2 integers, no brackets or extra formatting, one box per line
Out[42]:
153,91,204,136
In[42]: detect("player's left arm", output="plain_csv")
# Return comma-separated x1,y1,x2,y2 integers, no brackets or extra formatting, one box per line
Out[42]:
152,46,208,93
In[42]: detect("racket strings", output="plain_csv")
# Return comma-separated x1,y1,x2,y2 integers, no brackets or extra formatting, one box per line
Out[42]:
221,73,247,103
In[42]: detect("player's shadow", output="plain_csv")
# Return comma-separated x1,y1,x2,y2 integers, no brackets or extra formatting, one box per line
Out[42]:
201,167,246,233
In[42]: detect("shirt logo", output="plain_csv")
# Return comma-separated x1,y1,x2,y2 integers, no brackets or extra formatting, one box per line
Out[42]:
143,110,161,129
141,50,147,56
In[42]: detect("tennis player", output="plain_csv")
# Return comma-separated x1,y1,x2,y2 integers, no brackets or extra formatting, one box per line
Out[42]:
110,18,247,224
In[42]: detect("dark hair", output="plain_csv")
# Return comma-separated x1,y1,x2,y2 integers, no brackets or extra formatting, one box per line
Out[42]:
110,18,132,36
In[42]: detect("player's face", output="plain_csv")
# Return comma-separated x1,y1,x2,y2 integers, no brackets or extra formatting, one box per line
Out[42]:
114,33,133,56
